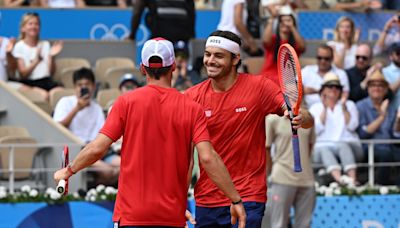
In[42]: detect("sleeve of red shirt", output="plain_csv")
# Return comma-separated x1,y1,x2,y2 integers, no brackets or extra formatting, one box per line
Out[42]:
260,76,285,116
99,96,126,142
192,104,210,145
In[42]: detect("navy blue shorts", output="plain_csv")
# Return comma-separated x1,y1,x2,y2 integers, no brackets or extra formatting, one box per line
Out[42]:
195,202,265,228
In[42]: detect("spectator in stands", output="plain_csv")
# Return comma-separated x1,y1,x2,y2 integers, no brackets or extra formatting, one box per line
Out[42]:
4,0,39,7
261,0,308,19
382,42,400,109
53,68,117,185
0,36,16,82
327,16,359,70
171,40,196,91
107,73,141,114
12,12,64,101
129,0,195,44
261,5,305,85
302,44,349,108
53,67,104,143
346,43,381,102
356,70,400,185
264,113,315,228
85,0,128,7
39,0,86,8
373,14,400,56
321,0,382,11
310,73,361,186
217,0,263,56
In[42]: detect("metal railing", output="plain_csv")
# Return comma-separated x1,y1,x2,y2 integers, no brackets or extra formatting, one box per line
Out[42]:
1,140,400,193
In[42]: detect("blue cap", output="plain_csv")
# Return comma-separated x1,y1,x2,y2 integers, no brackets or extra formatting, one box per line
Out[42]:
119,73,140,89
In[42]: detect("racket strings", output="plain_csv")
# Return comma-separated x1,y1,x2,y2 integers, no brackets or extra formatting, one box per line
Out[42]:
279,51,299,108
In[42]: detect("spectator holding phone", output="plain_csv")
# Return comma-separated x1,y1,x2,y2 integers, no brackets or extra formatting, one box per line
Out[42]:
53,67,104,143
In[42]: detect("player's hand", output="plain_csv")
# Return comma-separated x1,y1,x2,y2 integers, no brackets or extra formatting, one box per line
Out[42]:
184,210,196,228
230,203,246,228
54,168,70,183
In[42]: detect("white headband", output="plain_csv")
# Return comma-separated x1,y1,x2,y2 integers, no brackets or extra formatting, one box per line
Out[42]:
205,36,240,55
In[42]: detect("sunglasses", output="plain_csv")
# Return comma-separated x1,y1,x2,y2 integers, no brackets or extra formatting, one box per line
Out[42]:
24,12,39,16
316,56,332,61
369,83,386,88
356,55,369,61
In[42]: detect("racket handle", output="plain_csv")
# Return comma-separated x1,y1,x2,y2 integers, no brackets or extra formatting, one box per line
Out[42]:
57,179,66,195
292,135,302,172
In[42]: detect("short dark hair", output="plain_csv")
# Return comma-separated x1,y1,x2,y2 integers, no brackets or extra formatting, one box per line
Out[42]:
73,67,96,85
207,30,242,69
144,56,172,80
318,44,334,58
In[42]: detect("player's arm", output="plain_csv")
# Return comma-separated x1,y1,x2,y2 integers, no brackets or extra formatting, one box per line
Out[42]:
54,133,113,182
195,141,246,227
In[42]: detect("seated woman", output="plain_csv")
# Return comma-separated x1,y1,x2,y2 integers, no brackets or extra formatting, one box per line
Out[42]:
310,72,363,186
12,12,64,101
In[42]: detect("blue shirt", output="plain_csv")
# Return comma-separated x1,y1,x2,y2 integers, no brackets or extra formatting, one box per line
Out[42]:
356,97,400,152
382,63,400,109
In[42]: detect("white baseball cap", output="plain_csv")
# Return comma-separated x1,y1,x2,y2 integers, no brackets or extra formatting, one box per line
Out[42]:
141,37,175,68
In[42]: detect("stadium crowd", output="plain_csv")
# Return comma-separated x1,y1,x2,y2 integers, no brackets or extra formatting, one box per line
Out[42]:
1,0,400,227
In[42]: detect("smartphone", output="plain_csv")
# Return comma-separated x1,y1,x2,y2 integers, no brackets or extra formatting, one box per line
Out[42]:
80,87,89,97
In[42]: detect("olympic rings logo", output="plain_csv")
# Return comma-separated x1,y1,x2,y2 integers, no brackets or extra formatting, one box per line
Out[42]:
90,23,150,45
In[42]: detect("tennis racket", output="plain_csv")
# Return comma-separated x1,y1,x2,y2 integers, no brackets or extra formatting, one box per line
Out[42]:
277,44,303,172
56,146,69,195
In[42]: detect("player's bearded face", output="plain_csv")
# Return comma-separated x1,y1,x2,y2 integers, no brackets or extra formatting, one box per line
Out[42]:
203,47,235,79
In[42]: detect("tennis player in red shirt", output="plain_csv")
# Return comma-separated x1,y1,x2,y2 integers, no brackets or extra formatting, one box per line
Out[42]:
54,38,246,228
185,30,313,227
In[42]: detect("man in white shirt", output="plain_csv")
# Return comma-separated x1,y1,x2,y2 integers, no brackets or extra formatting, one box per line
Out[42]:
53,67,104,143
382,42,400,109
217,0,262,56
302,44,350,108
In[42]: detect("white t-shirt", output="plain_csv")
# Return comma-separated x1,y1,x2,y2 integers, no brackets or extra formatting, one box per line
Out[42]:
310,100,360,147
217,0,247,37
48,0,76,8
0,37,9,81
301,64,350,108
53,96,105,143
327,40,358,70
12,40,51,80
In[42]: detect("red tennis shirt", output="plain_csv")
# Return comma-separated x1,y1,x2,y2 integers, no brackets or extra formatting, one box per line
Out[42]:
100,85,210,226
185,73,285,207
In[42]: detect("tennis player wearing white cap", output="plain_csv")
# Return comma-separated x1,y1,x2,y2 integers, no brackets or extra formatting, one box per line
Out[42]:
54,37,246,228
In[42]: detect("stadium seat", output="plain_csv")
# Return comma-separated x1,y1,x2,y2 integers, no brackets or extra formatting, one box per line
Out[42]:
0,126,30,139
49,89,75,111
19,90,52,115
59,67,79,89
242,57,264,74
0,136,38,180
105,67,144,88
96,88,120,112
55,57,91,83
95,57,135,86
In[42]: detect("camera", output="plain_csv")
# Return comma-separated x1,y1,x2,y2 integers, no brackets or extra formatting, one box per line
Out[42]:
80,87,89,97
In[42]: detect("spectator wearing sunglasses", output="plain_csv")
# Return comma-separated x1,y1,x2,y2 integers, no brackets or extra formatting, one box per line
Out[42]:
382,42,400,109
301,44,350,108
309,72,361,186
346,43,382,103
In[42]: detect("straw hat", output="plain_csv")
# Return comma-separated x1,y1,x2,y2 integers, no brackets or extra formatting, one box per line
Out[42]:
322,72,342,87
367,70,388,87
